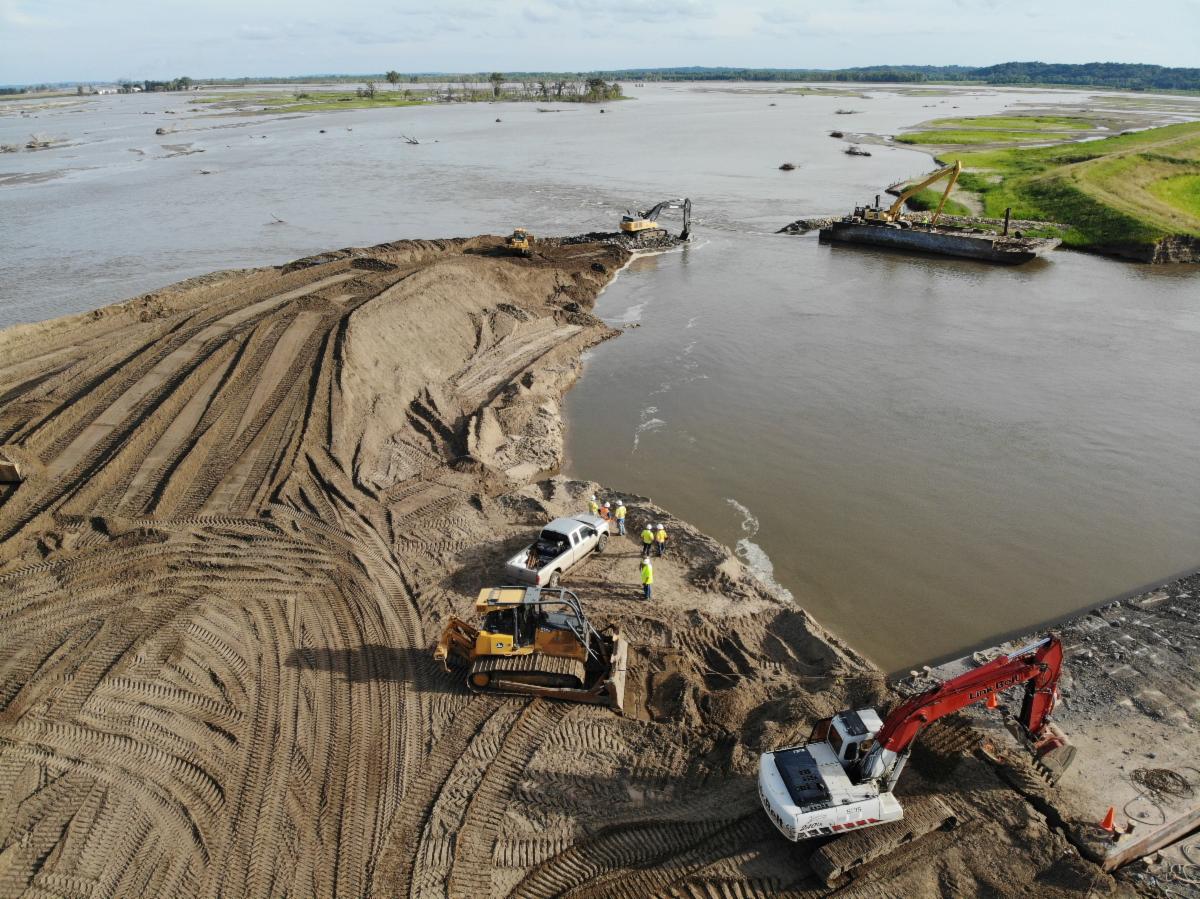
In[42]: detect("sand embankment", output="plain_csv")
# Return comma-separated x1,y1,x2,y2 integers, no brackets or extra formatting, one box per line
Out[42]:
0,237,1120,896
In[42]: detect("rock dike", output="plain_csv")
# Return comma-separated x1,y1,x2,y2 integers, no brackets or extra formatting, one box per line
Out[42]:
0,235,1125,896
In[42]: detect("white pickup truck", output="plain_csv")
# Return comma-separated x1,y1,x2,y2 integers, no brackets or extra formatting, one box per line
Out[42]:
504,514,610,587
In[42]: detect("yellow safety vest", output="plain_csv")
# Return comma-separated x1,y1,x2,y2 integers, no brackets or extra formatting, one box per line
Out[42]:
656,530,667,543
588,501,599,515
616,505,627,520
641,529,654,544
640,564,653,585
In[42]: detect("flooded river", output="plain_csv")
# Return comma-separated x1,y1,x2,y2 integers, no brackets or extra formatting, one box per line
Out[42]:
5,83,1200,671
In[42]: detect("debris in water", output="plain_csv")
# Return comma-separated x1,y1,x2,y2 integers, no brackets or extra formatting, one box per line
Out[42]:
779,162,796,171
845,145,872,157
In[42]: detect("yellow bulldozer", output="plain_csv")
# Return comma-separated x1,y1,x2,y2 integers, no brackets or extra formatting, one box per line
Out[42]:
434,586,628,712
506,227,534,257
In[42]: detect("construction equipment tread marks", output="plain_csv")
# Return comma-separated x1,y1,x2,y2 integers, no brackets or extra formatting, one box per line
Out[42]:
808,795,958,886
468,652,587,691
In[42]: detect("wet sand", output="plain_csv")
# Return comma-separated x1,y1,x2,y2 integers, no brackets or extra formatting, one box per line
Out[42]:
0,238,1127,896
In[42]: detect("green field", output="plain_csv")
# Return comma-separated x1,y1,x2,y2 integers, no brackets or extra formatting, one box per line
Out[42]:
895,113,1100,146
927,114,1093,131
944,121,1200,251
896,129,1069,146
1148,173,1200,218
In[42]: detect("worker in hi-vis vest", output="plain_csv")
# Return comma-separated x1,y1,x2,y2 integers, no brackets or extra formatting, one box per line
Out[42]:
640,525,655,558
655,523,668,557
640,558,653,601
615,500,627,536
588,494,600,516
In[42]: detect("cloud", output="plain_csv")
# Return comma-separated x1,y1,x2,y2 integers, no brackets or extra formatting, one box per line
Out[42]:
1,0,53,27
544,0,716,23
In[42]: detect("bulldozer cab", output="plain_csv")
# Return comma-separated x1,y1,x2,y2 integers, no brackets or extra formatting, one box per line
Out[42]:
470,587,592,660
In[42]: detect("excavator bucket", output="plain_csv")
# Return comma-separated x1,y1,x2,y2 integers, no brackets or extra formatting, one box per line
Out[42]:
434,616,479,671
1030,723,1077,785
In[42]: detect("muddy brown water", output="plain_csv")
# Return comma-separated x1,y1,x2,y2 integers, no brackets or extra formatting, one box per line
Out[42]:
5,82,1200,672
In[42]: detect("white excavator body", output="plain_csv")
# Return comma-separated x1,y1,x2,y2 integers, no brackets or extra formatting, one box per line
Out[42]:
758,708,902,841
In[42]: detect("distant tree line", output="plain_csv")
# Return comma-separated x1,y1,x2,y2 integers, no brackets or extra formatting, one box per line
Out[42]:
583,63,1200,91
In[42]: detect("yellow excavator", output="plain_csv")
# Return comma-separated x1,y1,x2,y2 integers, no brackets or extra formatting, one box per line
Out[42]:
434,586,628,712
619,198,692,241
858,160,962,226
506,227,533,257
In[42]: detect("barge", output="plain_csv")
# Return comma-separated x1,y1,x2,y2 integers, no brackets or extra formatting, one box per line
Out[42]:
819,160,1060,264
819,218,1061,264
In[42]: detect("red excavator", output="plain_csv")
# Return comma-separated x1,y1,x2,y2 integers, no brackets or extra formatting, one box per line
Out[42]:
759,635,1075,883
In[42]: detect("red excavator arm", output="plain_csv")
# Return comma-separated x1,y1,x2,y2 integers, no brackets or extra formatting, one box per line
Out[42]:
875,636,1063,755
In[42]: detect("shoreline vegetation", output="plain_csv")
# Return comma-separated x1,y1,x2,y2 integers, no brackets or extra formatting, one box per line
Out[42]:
191,77,625,113
891,114,1200,261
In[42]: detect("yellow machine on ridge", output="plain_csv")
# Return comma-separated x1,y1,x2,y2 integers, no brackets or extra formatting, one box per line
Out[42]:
434,586,628,712
506,228,533,257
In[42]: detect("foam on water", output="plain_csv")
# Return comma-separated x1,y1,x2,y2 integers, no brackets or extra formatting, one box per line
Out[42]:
632,406,665,452
726,498,795,602
608,302,645,325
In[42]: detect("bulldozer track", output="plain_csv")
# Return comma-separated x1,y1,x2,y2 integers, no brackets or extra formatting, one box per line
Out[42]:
469,651,588,692
504,813,760,899
369,696,503,899
447,699,566,897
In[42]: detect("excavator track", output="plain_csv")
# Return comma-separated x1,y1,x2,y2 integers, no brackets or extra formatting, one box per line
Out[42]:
808,795,958,886
468,652,587,692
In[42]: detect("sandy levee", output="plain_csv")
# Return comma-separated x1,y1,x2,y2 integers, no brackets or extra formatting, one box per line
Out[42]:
0,236,1122,896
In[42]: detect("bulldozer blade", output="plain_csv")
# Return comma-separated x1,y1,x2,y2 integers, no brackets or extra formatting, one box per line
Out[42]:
605,634,629,715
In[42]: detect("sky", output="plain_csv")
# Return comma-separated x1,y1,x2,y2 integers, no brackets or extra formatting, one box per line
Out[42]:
2,0,1197,84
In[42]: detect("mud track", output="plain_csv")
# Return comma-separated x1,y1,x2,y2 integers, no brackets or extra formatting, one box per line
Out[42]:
0,236,1118,896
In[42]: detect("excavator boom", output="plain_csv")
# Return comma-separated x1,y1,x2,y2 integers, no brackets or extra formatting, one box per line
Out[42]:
874,161,962,224
875,635,1063,755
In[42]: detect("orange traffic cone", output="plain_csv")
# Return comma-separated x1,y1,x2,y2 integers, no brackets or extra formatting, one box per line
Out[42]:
986,691,998,709
1099,807,1116,832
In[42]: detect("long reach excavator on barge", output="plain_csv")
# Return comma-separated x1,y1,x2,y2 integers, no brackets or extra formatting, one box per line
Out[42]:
820,161,1061,264
759,635,1076,884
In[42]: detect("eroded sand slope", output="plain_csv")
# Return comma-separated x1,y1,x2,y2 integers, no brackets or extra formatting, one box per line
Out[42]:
0,238,1119,897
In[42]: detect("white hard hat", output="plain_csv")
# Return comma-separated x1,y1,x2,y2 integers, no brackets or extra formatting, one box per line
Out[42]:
657,524,665,530
590,494,596,501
